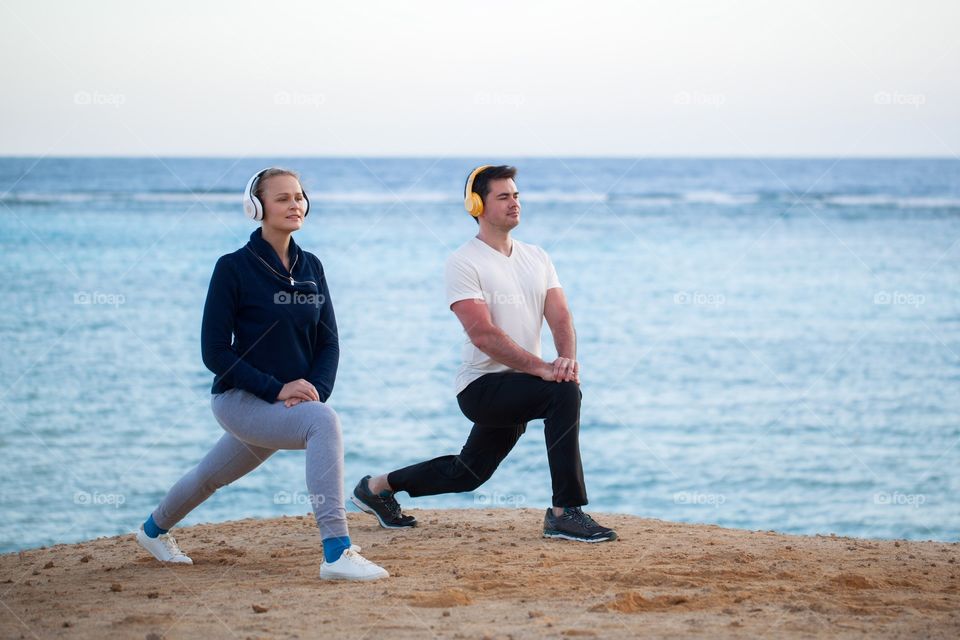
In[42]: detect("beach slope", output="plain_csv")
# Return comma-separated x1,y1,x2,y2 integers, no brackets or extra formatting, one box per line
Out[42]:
1,508,957,638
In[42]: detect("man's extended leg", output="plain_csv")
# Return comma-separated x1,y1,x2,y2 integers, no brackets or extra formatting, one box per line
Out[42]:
352,421,525,527
355,372,587,523
388,422,527,496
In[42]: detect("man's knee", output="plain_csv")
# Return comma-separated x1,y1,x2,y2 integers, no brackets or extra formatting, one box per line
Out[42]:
552,380,582,405
453,456,501,492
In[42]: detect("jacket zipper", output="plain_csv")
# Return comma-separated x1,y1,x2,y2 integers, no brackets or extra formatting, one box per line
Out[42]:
246,246,317,288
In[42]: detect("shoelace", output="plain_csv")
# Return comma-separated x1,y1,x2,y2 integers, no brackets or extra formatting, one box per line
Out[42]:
378,493,404,519
564,508,600,529
341,549,374,565
159,533,187,558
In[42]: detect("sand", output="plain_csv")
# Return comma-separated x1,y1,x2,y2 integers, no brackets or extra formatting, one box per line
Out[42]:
1,508,957,639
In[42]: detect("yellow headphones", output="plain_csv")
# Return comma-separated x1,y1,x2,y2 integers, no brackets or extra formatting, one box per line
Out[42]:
463,165,492,217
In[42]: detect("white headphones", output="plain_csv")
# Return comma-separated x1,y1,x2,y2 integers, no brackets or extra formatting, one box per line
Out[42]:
243,168,310,221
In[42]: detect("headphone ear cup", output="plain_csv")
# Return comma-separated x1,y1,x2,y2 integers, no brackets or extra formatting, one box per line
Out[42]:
243,170,266,221
466,193,484,217
463,165,491,218
243,196,264,220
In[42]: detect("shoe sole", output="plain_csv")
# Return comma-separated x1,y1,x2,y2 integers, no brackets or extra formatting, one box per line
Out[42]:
543,530,618,543
350,495,417,529
319,570,389,581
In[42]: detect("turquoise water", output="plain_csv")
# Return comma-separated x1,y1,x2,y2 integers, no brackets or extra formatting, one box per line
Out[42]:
1,157,958,552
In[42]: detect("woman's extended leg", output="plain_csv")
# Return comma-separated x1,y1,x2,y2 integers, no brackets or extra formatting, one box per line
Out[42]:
151,432,276,530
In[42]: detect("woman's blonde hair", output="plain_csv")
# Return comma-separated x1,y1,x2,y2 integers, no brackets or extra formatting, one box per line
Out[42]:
254,168,301,201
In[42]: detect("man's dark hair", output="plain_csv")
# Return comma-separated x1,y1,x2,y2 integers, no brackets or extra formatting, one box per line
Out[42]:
468,165,517,223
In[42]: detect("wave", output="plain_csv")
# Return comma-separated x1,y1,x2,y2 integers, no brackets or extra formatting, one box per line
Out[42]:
820,195,960,209
3,190,959,209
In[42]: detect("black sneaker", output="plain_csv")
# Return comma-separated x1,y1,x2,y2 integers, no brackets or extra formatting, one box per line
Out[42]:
543,507,617,543
350,475,417,529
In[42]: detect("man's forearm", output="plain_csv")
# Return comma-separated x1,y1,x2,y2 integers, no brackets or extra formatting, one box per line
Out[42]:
551,314,577,360
474,327,547,376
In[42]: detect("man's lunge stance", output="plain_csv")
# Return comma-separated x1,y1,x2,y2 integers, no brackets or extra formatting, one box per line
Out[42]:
353,165,617,543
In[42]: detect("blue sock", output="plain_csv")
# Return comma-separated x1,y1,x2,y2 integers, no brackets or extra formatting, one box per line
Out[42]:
322,536,352,563
378,489,394,497
142,514,168,539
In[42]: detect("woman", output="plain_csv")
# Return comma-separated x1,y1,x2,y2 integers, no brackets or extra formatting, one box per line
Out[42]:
135,168,388,581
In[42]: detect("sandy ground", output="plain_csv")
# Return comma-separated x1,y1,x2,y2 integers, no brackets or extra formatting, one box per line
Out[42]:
1,508,957,639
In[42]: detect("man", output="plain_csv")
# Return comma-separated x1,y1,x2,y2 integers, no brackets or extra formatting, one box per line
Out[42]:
352,165,616,543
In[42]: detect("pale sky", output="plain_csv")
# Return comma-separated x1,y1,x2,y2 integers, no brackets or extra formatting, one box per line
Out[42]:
1,0,957,157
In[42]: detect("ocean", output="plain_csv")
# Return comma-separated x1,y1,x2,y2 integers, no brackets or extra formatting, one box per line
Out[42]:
1,157,958,553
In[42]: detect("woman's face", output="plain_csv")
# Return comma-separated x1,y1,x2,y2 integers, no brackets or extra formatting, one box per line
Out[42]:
260,174,307,233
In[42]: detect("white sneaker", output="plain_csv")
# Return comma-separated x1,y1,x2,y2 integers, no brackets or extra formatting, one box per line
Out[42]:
319,548,388,581
136,526,193,565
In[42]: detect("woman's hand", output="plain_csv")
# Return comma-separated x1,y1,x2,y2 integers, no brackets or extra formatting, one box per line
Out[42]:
277,379,319,407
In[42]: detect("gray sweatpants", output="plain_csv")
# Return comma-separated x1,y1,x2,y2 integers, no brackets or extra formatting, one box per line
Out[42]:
151,388,348,540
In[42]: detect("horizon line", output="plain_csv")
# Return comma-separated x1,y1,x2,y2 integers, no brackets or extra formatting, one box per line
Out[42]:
0,154,957,161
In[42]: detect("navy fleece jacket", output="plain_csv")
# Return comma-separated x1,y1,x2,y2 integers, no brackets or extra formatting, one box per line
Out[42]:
201,228,339,403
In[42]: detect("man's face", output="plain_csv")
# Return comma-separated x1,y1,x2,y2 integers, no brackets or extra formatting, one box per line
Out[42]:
480,178,520,230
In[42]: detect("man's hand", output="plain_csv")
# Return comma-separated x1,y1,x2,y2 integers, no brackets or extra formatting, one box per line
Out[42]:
537,361,557,382
277,379,319,407
551,357,580,384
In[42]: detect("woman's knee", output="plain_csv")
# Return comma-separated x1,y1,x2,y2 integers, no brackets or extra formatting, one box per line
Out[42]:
301,402,342,439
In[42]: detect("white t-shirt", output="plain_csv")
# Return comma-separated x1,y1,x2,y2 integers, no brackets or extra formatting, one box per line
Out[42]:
445,236,562,394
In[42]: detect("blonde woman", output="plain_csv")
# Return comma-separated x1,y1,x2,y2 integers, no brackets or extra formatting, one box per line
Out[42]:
136,168,387,581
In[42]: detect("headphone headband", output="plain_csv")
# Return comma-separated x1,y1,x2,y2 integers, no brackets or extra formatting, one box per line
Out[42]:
463,165,492,217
